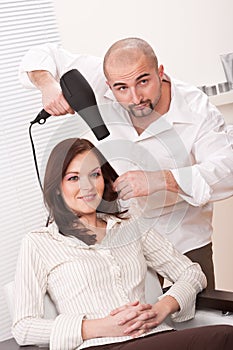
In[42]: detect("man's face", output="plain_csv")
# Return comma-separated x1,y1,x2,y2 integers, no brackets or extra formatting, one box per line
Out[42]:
106,54,163,118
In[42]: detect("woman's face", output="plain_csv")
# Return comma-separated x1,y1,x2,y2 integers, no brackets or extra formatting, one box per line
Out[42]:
61,150,105,217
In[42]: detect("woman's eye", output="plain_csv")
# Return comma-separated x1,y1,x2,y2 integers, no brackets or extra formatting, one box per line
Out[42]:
67,175,79,181
90,171,101,178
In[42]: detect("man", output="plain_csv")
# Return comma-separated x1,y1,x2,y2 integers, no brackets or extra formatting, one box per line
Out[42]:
19,38,233,288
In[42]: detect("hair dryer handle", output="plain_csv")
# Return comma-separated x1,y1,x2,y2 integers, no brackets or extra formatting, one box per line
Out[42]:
31,109,51,125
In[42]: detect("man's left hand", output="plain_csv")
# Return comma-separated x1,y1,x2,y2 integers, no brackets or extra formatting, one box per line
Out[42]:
113,170,166,200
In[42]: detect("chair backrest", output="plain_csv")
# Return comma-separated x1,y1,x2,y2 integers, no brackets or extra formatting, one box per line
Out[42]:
3,281,58,320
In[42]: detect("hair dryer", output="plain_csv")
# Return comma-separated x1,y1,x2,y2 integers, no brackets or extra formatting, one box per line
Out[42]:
31,69,110,140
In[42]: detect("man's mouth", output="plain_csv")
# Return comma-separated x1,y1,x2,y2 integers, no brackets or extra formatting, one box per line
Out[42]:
131,100,151,110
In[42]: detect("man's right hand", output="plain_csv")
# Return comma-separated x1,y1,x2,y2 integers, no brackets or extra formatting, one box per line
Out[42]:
28,70,75,116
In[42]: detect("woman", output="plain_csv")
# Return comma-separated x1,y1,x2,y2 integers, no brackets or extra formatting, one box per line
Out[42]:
12,138,233,350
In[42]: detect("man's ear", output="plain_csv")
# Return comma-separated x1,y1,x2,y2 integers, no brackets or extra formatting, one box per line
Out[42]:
158,65,164,79
106,80,112,90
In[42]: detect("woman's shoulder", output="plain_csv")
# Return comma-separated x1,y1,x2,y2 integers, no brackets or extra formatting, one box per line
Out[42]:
23,222,60,244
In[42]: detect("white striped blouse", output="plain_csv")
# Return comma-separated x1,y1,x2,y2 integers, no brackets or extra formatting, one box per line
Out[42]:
12,213,206,350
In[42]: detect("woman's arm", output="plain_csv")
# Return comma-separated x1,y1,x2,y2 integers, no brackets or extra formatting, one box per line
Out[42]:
141,226,207,322
12,233,85,350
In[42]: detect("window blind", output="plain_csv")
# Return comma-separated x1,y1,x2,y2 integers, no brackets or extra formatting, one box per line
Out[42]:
0,0,65,341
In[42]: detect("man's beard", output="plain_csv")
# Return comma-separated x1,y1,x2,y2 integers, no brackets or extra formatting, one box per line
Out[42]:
128,100,155,118
127,86,162,118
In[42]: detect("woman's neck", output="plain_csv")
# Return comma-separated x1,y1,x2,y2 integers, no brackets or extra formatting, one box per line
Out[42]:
80,214,107,244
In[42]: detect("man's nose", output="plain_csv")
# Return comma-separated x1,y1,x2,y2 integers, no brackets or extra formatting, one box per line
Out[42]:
130,88,142,105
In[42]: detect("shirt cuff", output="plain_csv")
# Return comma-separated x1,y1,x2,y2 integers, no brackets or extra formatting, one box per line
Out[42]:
171,166,212,206
50,314,85,350
158,282,196,322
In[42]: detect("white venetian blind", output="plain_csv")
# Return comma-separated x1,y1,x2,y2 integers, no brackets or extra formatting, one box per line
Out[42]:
0,0,70,341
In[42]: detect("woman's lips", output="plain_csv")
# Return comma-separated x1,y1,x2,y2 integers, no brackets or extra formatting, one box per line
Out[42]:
78,194,97,202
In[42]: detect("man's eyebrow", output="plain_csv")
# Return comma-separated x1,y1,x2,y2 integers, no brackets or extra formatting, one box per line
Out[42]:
113,73,150,87
136,73,150,81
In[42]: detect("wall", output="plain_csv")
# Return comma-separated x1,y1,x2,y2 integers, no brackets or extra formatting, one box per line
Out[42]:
53,0,233,290
53,0,233,86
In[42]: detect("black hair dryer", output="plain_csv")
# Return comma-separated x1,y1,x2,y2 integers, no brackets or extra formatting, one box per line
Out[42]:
31,69,110,140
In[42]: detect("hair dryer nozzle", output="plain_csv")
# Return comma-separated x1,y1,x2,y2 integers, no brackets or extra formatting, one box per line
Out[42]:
60,69,110,140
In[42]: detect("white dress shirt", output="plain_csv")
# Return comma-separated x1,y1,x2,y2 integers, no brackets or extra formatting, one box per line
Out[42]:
19,44,233,253
12,214,206,350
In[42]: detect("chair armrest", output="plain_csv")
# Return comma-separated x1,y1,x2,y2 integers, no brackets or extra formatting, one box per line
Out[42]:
196,289,233,313
163,287,233,313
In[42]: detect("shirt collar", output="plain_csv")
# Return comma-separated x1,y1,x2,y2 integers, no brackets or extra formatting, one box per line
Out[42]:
104,87,116,101
165,74,197,125
46,214,122,246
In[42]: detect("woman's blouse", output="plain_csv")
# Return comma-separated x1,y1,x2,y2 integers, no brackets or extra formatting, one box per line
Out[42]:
12,214,206,350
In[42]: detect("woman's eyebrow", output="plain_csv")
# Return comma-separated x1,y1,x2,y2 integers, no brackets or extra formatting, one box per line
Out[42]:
64,171,79,176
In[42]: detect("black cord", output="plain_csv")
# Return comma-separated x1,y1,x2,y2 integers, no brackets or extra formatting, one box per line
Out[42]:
29,123,43,192
29,122,50,226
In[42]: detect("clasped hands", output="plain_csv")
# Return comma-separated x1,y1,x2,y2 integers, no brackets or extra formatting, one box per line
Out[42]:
103,299,171,338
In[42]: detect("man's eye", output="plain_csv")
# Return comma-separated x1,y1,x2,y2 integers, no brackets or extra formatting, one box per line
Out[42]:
140,79,148,85
118,86,127,91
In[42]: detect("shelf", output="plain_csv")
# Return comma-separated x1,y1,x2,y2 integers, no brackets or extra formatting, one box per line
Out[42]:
209,90,233,107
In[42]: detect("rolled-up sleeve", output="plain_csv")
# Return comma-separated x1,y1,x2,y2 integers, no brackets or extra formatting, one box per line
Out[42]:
142,228,207,322
171,106,233,207
18,43,104,94
19,43,61,88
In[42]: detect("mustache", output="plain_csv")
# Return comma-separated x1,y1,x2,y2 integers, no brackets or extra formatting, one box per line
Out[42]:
129,99,152,108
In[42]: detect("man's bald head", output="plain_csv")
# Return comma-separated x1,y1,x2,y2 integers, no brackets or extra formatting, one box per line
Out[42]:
103,38,158,78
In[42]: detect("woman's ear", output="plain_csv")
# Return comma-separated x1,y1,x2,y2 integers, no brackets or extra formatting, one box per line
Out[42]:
56,189,60,195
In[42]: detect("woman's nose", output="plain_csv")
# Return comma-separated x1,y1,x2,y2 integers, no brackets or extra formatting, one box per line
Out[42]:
79,176,93,190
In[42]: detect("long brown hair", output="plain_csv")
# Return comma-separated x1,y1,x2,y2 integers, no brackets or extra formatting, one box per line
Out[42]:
43,138,124,245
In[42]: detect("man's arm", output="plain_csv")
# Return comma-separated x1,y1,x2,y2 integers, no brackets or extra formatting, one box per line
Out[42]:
27,70,74,116
19,43,105,115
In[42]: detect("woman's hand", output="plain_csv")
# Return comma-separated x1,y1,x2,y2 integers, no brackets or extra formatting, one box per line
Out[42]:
109,296,179,338
82,297,179,340
82,301,156,340
107,301,159,338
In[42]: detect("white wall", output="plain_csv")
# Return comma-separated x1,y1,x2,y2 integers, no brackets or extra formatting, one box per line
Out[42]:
53,0,233,290
54,0,233,86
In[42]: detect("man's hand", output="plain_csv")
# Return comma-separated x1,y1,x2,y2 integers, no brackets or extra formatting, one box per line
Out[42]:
28,70,75,116
113,170,179,200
